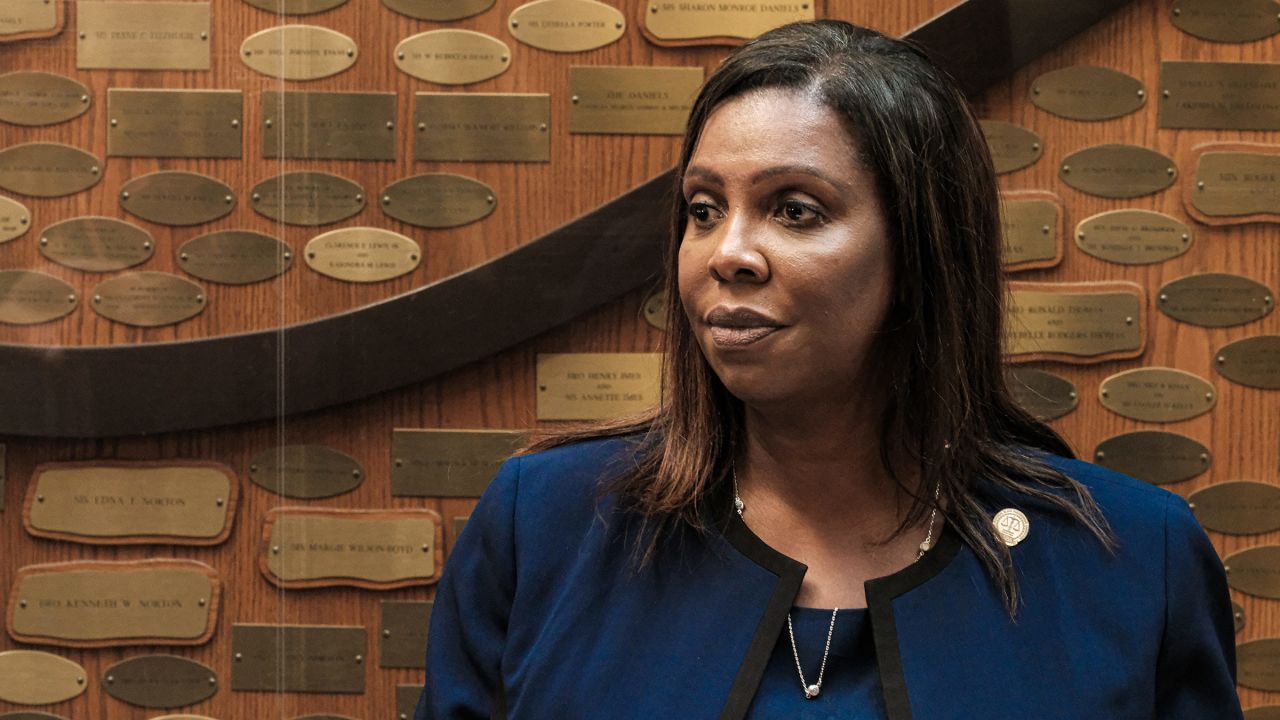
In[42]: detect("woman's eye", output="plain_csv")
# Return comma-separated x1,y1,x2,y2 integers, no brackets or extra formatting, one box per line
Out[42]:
687,201,720,225
779,199,822,225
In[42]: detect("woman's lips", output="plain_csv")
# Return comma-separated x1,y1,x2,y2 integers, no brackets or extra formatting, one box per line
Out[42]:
709,325,782,347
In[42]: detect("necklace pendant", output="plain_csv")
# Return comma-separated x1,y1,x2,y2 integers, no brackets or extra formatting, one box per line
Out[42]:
805,684,820,699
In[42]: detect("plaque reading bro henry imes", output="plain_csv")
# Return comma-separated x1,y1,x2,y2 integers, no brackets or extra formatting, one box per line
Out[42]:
262,91,396,161
1191,149,1280,222
103,655,217,708
537,352,663,420
107,89,242,159
1098,367,1216,423
1216,335,1280,389
643,0,813,44
1158,273,1273,327
119,171,235,226
415,93,550,162
304,227,421,282
0,72,90,127
1160,62,1280,130
1060,144,1176,199
0,270,77,326
0,651,86,706
179,231,292,285
91,272,206,327
0,143,100,198
40,216,153,272
1004,282,1144,363
77,2,211,71
262,508,442,590
394,29,511,85
392,429,524,498
231,624,365,693
1094,430,1210,486
251,171,365,226
1189,481,1280,535
569,65,704,134
1075,209,1191,265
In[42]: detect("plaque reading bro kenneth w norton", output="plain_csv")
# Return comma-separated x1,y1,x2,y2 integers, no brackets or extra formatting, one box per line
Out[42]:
1161,62,1280,130
251,171,365,226
231,624,365,693
1172,0,1280,43
537,352,663,420
380,600,430,668
509,0,625,53
1094,430,1210,485
103,655,217,708
1074,209,1191,265
1189,481,1280,535
305,227,421,283
415,93,550,162
0,651,86,706
77,2,210,71
394,30,511,85
249,445,363,499
1060,144,1176,199
1030,66,1145,121
1191,150,1280,222
91,272,206,327
1004,367,1078,421
0,270,77,326
1098,367,1216,423
569,66,704,135
643,0,813,44
240,25,357,81
179,231,292,285
40,216,153,272
1226,546,1280,600
382,0,495,21
381,174,496,228
0,143,100,198
262,508,442,590
1216,335,1280,389
0,196,31,244
262,91,396,161
392,429,524,498
978,120,1041,175
1004,282,1144,363
1159,273,1273,328
0,72,90,127
120,171,235,226
108,89,241,159
999,193,1060,270
1240,639,1280,691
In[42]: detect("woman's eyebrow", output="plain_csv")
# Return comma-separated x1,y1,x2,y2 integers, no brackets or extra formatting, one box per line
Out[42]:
683,166,724,187
750,164,850,191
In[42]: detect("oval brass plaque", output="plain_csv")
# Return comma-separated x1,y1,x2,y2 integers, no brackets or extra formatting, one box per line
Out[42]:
394,30,511,85
1060,144,1176,198
1031,66,1145,121
643,289,667,331
0,143,100,197
1074,209,1191,265
0,712,68,720
0,651,87,705
1247,707,1280,720
508,0,625,53
1093,430,1210,485
1189,481,1280,535
262,508,441,589
1099,367,1215,423
1236,601,1247,634
1171,0,1280,43
241,25,357,81
103,655,217,708
0,196,31,244
0,270,77,326
1227,546,1280,599
240,0,349,14
305,227,421,283
978,120,1041,174
249,445,364,499
380,173,496,228
91,272,206,327
1159,273,1273,327
382,0,494,21
1000,195,1060,269
0,71,91,126
1004,367,1078,421
1240,638,1280,691
251,171,365,226
1217,335,1280,389
179,231,292,285
120,171,235,227
40,216,153,272
1193,151,1280,218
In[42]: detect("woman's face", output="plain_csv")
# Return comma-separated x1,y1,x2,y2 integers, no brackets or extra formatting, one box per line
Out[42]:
677,87,894,409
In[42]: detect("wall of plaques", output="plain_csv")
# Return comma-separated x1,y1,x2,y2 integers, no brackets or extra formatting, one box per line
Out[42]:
0,0,1277,716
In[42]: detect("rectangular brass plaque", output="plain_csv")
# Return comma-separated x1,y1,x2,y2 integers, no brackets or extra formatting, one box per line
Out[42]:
0,1,57,37
1000,194,1060,269
453,515,468,543
77,2,211,71
398,684,422,720
1005,285,1144,361
230,624,365,693
262,91,396,160
263,509,441,589
392,429,524,498
107,89,242,158
1159,61,1280,130
644,1,814,42
415,93,550,162
569,66,704,135
1193,151,1280,218
380,600,431,668
537,353,663,420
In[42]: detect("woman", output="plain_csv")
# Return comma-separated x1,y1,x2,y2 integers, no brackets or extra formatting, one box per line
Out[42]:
416,20,1239,720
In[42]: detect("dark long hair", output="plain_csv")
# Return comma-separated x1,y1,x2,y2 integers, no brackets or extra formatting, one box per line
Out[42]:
527,20,1113,613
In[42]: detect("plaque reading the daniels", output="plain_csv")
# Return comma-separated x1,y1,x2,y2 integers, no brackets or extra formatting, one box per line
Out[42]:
1094,430,1210,485
0,72,90,127
0,197,31,244
0,143,100,197
1190,149,1280,222
240,25,357,81
77,2,211,71
0,1,58,40
1225,546,1280,600
103,655,217,708
1161,62,1280,130
394,30,510,85
251,171,365,226
24,461,236,545
305,227,421,282
262,508,442,589
537,352,663,420
381,174,496,228
1004,367,1078,421
262,92,396,161
1172,0,1280,43
1098,367,1216,423
249,445,364,499
91,272,206,327
415,93,550,162
120,171,235,226
179,231,292,285
1216,335,1280,389
643,0,813,44
7,560,220,648
231,624,365,693
107,89,241,158
1000,193,1060,270
1004,282,1145,363
392,429,524,497
509,0,624,52
979,120,1042,174
1189,481,1280,535
0,270,77,326
1159,273,1273,327
569,66,704,134
380,600,430,669
1060,144,1176,198
1031,66,1145,121
40,216,153,272
0,651,86,706
1075,209,1191,265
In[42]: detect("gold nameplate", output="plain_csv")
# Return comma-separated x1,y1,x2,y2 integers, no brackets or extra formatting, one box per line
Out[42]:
379,600,430,668
1074,209,1191,265
537,352,663,420
119,171,234,226
1226,546,1280,599
453,515,469,542
1172,0,1280,42
107,89,241,158
979,120,1042,174
39,216,153,272
0,651,86,705
248,445,364,499
1247,706,1280,720
1000,192,1061,270
241,25,357,81
1004,367,1078,421
1005,282,1145,363
391,429,524,497
1161,61,1280,130
262,508,442,590
262,91,396,160
1060,144,1176,198
381,173,496,228
8,560,220,648
1190,149,1280,222
0,270,77,326
643,0,814,45
0,197,32,244
0,713,71,720
305,227,421,283
382,0,494,21
241,0,349,13
1216,335,1280,389
0,72,90,126
569,65,704,135
1159,273,1273,327
643,289,668,330
91,272,206,327
509,0,624,53
103,655,217,708
179,231,292,285
397,685,421,720
251,171,365,226
0,143,100,197
1189,481,1280,535
1239,638,1280,691
1031,66,1145,121
415,93,550,162
0,1,60,41
77,1,210,71
395,30,511,85
1094,430,1210,485
24,461,236,545
1098,367,1216,423
231,624,365,693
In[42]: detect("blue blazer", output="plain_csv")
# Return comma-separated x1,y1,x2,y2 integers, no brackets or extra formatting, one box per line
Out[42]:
415,437,1240,719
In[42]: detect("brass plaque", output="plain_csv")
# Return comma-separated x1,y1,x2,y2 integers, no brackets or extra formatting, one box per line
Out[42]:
394,30,511,85
391,429,524,497
0,270,77,326
570,65,704,135
1160,61,1280,130
643,289,668,330
262,508,442,589
40,216,153,272
231,624,365,693
380,600,430,669
1241,639,1280,691
382,0,494,21
1159,273,1273,327
242,0,349,12
119,171,235,226
1000,195,1060,269
1247,706,1280,720
1172,0,1280,42
0,1,58,38
107,89,241,158
1074,209,1191,265
262,91,396,161
381,173,496,228
248,445,363,499
8,560,219,647
91,272,206,327
452,516,468,541
643,0,813,43
1236,601,1247,634
0,651,86,705
1004,284,1144,361
537,352,663,420
179,231,292,285
0,72,90,126
0,713,68,720
1226,546,1280,599
1216,335,1280,389
0,196,31,244
509,0,624,53
1094,430,1210,485
0,142,100,197
77,2,210,71
1030,66,1145,121
103,655,217,708
397,685,421,720
1188,481,1280,535
305,227,421,282
414,93,550,162
241,25,357,81
1192,151,1280,218
1060,144,1176,199
1098,367,1215,423
25,461,236,545
1004,367,1078,421
979,120,1042,174
251,171,365,226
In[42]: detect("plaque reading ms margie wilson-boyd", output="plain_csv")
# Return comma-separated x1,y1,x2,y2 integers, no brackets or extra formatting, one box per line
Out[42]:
262,508,442,590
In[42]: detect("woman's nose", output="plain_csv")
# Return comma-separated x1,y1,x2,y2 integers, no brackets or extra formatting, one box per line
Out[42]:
707,215,769,284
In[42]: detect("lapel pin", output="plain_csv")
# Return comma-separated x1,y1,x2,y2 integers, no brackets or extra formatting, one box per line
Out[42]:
993,508,1030,546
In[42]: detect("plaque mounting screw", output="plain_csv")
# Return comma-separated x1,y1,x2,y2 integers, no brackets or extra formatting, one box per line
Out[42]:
501,55,509,63
1100,389,1109,398
39,237,47,246
209,676,216,685
265,119,274,128
616,21,623,29
106,676,114,684
252,193,261,201
91,166,100,175
346,48,354,57
1068,391,1077,400
1162,90,1170,98
418,122,426,131
80,95,89,104
650,4,657,12
422,544,430,552
20,217,28,224
1172,7,1181,15
487,195,495,204
284,252,292,261
410,254,419,261
180,252,189,261
1158,294,1168,302
198,597,207,606
77,677,85,685
244,49,252,57
1031,143,1040,152
250,464,258,472
1181,233,1189,243
19,599,27,608
511,20,519,27
110,118,117,127
1166,167,1174,177
1197,181,1205,189
1124,316,1133,325
383,629,392,637
571,95,580,104
382,195,391,205
355,655,364,664
355,194,364,203
398,52,405,60
1061,164,1070,173
1217,355,1226,364
36,495,44,502
1041,225,1049,234
232,119,240,128
540,123,548,132
200,32,208,41
216,498,223,506
68,294,76,303
353,469,361,478
1265,296,1273,305
272,545,280,554
79,32,86,39
121,191,130,200
1095,451,1105,460
225,195,234,204
308,252,316,259
1137,89,1145,98
395,459,403,467
386,121,394,129
94,295,102,303
235,653,243,661
1205,392,1213,401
